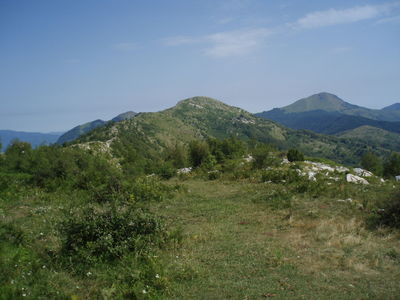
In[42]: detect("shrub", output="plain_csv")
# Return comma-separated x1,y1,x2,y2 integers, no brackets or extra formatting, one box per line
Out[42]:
157,162,176,180
287,148,304,162
188,140,210,168
261,169,300,184
383,153,400,178
361,152,382,176
252,144,276,169
59,205,167,265
367,190,400,229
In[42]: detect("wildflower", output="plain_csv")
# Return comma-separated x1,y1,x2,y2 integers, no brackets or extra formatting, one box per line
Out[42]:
42,265,46,269
142,289,147,294
155,274,160,279
86,271,92,276
22,294,26,297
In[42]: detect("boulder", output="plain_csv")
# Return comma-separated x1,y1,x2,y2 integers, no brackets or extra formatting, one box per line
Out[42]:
353,168,373,177
346,174,369,185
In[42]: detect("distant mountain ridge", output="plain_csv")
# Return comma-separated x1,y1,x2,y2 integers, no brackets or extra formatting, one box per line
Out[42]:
57,111,137,144
72,96,392,166
255,92,400,151
0,130,62,150
260,92,400,121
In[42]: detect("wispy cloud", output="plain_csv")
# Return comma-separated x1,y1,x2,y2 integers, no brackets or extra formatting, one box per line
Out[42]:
204,28,271,57
163,28,271,58
113,42,138,51
162,36,201,46
375,14,400,24
218,17,235,24
294,3,398,29
163,2,399,58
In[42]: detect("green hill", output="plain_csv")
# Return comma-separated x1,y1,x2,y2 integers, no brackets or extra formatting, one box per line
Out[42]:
57,111,137,144
337,125,400,150
74,96,390,166
259,92,400,121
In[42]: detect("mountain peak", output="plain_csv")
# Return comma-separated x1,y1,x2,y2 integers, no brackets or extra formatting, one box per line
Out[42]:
177,96,223,106
382,103,400,111
111,111,137,122
282,92,356,113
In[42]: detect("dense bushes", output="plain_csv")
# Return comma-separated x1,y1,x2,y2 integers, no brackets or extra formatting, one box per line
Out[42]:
361,152,383,176
60,205,167,265
287,148,304,162
368,190,400,229
252,143,277,169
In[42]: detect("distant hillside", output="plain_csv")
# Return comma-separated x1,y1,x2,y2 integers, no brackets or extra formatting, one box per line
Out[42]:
0,130,62,150
73,96,391,166
382,103,400,111
57,111,137,144
256,109,400,135
337,126,400,151
256,92,400,151
258,92,400,122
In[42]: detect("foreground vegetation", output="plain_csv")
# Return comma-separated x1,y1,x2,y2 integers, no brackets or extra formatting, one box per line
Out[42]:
1,138,400,299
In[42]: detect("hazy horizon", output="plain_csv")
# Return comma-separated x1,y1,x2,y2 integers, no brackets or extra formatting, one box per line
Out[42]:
1,0,399,132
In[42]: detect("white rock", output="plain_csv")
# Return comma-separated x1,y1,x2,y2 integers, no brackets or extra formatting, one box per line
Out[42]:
308,171,317,181
281,158,290,164
353,168,373,177
244,155,254,162
346,174,369,185
177,167,192,174
335,166,349,173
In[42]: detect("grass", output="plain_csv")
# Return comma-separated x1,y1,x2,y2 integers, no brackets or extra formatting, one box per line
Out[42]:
1,173,400,299
153,179,400,299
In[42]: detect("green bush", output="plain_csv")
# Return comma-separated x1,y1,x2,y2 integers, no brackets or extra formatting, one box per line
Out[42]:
252,144,276,169
189,140,210,168
156,162,176,180
287,148,304,162
383,153,400,178
59,205,167,265
367,190,400,229
261,168,300,184
361,152,383,176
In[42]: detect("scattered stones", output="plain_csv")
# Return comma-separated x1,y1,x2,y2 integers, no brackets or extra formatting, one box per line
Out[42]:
353,168,373,177
346,174,369,185
177,167,192,174
337,198,353,203
244,155,254,162
281,158,290,164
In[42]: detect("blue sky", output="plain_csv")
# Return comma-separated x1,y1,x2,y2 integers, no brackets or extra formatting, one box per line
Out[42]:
1,0,399,132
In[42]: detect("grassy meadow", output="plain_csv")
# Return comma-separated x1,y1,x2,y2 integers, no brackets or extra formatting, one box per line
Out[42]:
1,138,400,299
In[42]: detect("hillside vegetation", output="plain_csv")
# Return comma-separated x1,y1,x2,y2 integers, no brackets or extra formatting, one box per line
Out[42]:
74,96,391,168
256,93,400,152
1,136,400,299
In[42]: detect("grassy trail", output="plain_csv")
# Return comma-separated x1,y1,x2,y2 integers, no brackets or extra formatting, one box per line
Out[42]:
154,179,400,300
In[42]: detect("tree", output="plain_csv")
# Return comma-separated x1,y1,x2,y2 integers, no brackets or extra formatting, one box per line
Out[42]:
188,140,210,168
252,143,275,169
361,152,382,176
287,148,304,162
383,153,400,178
165,142,187,168
4,140,33,173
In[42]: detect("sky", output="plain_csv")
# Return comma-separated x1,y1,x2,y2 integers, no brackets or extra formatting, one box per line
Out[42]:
0,0,399,132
